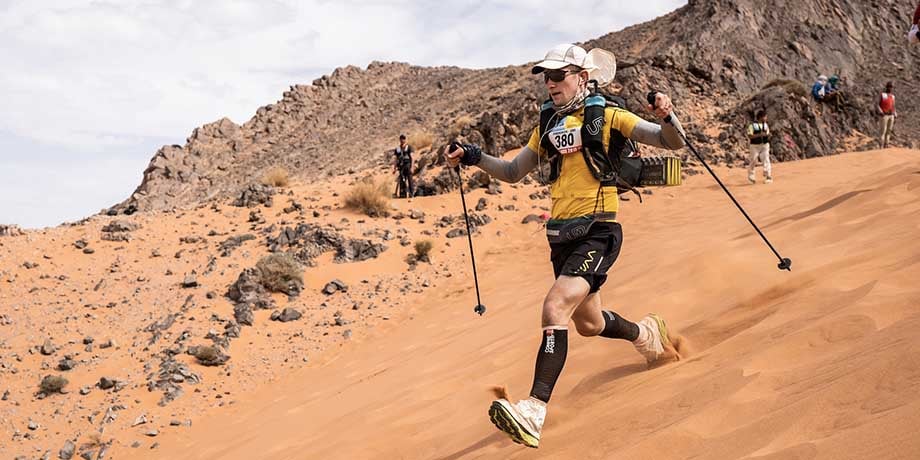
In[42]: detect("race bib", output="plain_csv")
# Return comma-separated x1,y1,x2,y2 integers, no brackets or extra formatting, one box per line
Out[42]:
548,126,582,155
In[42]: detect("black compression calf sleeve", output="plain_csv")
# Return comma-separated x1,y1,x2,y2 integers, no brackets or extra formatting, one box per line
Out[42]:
529,328,568,403
600,310,639,341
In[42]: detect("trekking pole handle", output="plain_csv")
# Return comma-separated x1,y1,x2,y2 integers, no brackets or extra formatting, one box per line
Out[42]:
647,91,672,123
449,142,463,173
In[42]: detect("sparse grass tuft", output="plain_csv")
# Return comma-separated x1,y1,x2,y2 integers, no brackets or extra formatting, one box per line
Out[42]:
261,166,290,187
408,132,434,152
762,79,808,99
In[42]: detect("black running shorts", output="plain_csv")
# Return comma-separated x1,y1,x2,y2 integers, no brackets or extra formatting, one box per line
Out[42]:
549,221,622,293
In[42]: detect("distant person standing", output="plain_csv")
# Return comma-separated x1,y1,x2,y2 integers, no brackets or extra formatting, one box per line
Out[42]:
747,109,772,184
827,75,841,95
878,82,897,149
393,134,414,198
909,3,920,44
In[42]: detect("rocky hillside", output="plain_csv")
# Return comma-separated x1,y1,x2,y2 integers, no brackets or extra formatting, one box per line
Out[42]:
110,0,920,215
589,0,920,160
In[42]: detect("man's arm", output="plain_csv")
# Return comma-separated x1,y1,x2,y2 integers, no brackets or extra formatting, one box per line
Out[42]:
474,147,540,183
628,116,685,150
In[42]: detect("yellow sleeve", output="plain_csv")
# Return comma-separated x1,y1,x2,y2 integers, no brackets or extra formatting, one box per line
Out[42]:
608,108,642,138
747,124,755,136
526,126,542,155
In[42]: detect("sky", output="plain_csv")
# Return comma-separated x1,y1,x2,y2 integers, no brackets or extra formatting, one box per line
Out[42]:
0,0,686,229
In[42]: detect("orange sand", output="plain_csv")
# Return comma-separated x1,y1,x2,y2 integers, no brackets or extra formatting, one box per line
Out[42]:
2,149,920,459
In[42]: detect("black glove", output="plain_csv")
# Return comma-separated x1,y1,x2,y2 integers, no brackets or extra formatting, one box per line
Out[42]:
450,142,482,166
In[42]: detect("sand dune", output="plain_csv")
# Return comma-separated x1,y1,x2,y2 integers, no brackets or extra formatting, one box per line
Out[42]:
125,149,920,459
3,149,919,459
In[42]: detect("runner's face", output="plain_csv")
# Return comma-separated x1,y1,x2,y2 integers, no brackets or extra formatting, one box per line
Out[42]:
545,67,586,106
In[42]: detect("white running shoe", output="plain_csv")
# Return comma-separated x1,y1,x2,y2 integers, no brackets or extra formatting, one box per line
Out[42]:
764,177,773,184
633,314,672,364
488,397,546,448
748,172,756,184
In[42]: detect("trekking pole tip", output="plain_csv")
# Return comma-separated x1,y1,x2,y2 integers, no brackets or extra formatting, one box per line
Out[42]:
778,257,792,271
474,304,486,316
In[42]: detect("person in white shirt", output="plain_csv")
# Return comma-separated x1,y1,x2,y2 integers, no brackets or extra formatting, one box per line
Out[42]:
747,109,772,184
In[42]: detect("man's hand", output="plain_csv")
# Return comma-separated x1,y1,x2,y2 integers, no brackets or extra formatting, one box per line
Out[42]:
647,92,674,120
444,143,465,168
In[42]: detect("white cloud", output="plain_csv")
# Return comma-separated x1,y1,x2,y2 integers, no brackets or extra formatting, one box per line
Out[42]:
0,0,686,227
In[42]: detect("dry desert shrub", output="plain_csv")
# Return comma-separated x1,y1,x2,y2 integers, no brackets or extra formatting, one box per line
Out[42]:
81,433,107,450
344,177,391,217
39,374,68,395
450,115,475,138
192,345,230,366
193,345,220,362
256,253,304,295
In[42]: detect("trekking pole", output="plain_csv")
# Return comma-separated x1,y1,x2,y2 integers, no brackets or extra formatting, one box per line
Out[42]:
450,142,487,315
647,92,792,272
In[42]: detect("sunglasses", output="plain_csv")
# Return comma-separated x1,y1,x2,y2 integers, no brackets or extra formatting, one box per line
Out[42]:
543,69,578,83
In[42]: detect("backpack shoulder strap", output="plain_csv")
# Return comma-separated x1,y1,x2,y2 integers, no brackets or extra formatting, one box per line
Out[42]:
538,100,559,157
538,100,565,183
604,94,628,109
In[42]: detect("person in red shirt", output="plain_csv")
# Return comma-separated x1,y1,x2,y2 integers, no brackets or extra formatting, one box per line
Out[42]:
878,82,897,148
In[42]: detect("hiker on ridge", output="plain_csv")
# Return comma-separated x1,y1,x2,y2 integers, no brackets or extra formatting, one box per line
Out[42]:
910,2,920,44
444,43,685,449
812,74,842,110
